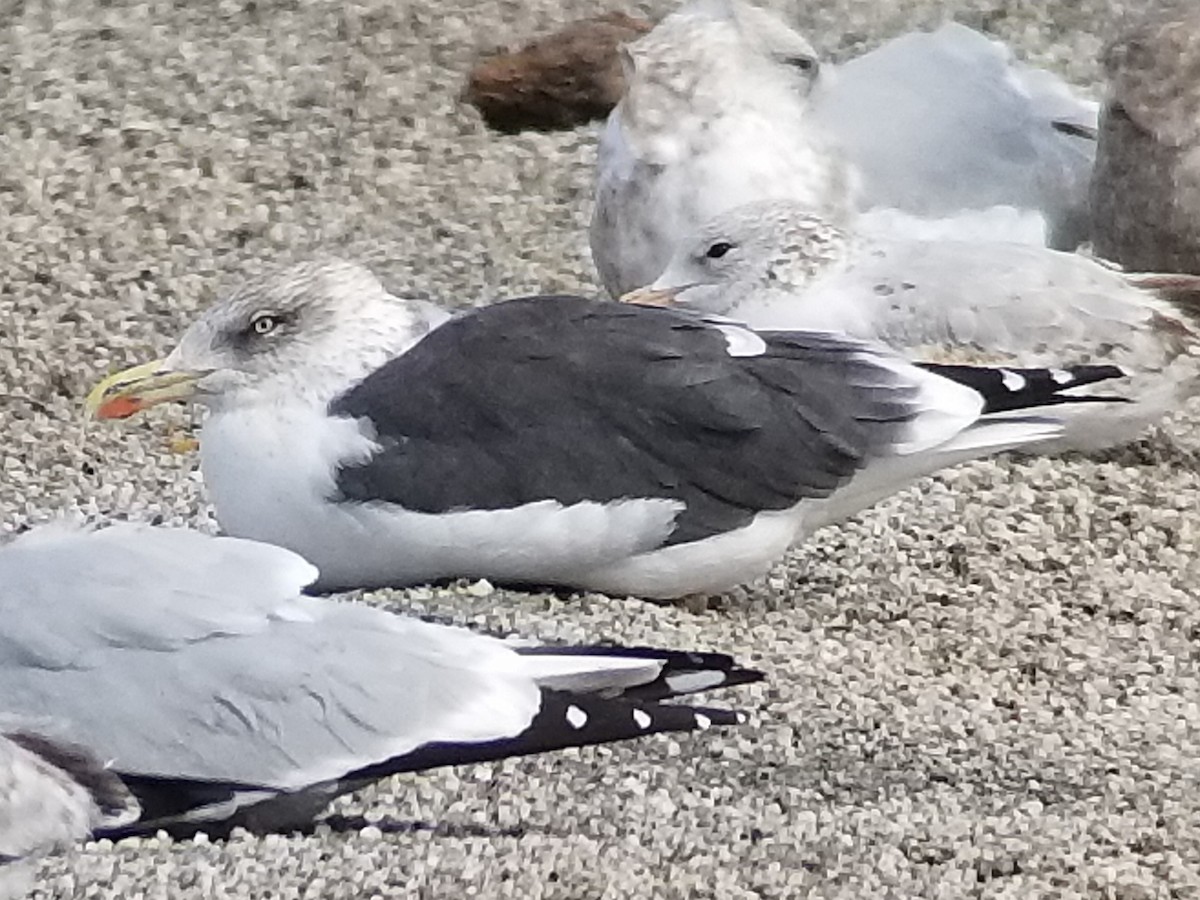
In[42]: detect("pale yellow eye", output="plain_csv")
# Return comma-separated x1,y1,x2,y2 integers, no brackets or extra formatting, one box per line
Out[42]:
251,314,278,335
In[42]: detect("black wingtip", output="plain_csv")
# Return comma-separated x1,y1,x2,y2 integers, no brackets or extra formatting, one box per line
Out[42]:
99,689,755,840
917,362,1131,415
349,689,750,785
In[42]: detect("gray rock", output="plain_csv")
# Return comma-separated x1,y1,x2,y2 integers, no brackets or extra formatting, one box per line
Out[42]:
1091,3,1200,273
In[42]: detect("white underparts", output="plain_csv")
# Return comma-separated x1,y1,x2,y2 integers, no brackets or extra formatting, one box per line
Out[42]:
198,402,808,598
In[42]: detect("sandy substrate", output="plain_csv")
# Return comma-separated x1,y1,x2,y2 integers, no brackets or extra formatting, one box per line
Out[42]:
4,0,1199,897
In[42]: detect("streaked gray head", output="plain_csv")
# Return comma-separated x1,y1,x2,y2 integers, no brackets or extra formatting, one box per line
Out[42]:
620,0,822,120
167,259,448,411
650,199,849,313
0,729,139,862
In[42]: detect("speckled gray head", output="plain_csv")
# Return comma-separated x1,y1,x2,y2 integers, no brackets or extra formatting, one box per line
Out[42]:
87,259,451,417
0,728,139,884
592,0,852,299
618,0,822,127
630,199,852,315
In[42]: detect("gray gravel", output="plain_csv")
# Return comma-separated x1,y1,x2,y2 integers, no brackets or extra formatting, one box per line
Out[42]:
3,0,1199,897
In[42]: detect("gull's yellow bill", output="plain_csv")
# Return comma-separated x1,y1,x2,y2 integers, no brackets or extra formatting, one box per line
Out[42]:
85,360,206,420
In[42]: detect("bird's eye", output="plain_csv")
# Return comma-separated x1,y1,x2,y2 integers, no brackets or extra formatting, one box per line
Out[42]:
250,313,278,336
782,54,817,73
705,241,736,260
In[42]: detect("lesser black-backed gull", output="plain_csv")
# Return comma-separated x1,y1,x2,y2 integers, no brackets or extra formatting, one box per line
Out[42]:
0,522,760,836
86,260,1127,598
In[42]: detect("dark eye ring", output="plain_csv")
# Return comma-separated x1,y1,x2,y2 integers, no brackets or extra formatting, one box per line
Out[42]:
251,313,278,335
705,241,735,260
784,54,817,73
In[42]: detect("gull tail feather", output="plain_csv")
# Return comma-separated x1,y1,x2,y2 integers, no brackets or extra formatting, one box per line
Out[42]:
808,416,1063,531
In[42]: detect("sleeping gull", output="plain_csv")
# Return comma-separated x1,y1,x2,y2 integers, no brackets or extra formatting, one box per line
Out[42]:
0,521,761,836
807,20,1097,252
1090,2,1200,275
0,731,138,897
622,198,1200,452
590,0,1098,297
86,259,1126,598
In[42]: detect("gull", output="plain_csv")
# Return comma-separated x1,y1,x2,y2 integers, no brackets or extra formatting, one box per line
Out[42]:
622,198,1200,451
808,19,1097,251
0,731,138,898
88,259,1126,598
0,521,761,836
590,0,1097,297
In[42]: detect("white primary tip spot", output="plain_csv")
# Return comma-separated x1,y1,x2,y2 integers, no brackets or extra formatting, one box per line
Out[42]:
565,705,588,729
735,712,748,724
665,671,727,694
694,713,712,731
633,709,652,729
1050,368,1073,385
1000,369,1026,392
714,322,768,358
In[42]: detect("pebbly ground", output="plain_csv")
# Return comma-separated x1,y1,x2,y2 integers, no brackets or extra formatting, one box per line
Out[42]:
3,0,1199,897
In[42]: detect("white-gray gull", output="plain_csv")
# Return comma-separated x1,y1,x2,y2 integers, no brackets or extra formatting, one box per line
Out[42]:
808,20,1097,252
87,259,1127,599
0,521,761,836
589,0,1098,297
0,731,138,897
622,198,1200,452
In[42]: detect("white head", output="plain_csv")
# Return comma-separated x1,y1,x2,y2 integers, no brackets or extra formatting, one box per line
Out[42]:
87,259,450,419
626,199,850,314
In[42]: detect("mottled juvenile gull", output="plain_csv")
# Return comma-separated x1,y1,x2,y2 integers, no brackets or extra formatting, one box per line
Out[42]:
1090,2,1200,275
0,521,761,836
590,0,1097,297
623,198,1200,452
87,260,1126,599
0,731,138,897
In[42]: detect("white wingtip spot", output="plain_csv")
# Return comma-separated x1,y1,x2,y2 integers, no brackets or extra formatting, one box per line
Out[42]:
694,712,712,731
735,712,748,725
665,671,727,694
1000,369,1026,392
1050,368,1073,385
714,322,768,358
565,705,588,729
633,709,653,729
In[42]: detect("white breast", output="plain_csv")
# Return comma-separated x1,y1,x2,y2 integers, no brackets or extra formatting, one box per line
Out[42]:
198,404,697,593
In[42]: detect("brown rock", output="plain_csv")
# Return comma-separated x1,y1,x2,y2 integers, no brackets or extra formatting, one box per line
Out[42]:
1090,3,1200,274
464,12,654,133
